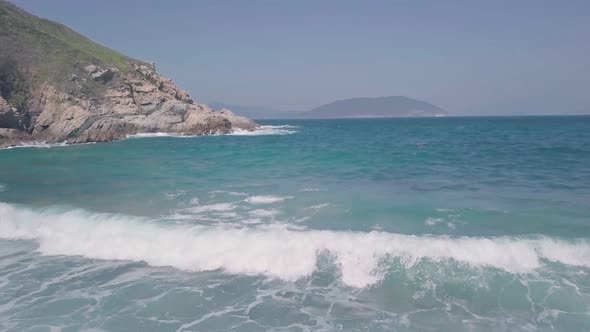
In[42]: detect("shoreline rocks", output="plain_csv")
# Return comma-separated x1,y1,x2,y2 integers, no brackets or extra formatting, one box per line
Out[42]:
0,64,257,149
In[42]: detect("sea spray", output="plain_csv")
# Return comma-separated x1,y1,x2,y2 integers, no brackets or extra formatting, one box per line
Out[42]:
228,125,298,136
244,195,293,204
1,202,589,288
126,125,298,139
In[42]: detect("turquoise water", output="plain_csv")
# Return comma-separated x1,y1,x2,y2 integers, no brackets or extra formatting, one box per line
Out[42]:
0,117,589,331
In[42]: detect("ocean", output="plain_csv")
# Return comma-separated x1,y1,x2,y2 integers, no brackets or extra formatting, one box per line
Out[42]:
0,116,589,331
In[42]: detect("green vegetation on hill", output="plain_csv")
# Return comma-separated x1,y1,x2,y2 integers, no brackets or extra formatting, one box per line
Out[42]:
0,0,137,95
0,58,30,113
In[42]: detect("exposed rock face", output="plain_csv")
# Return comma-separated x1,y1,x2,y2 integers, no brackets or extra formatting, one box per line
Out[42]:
0,63,257,148
84,64,116,83
0,96,28,131
0,93,30,145
0,128,30,144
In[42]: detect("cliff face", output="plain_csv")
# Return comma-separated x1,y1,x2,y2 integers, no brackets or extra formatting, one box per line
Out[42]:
0,1,256,148
24,63,256,145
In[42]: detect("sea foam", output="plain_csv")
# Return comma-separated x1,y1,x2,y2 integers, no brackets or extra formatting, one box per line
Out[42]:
126,124,297,139
182,202,237,213
228,125,298,136
126,132,194,139
244,195,292,204
1,141,69,150
1,202,589,288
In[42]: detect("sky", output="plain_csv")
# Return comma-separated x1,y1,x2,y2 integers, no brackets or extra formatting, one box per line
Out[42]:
9,0,590,115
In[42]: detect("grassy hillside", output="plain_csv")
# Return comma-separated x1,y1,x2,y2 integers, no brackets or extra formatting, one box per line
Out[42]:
0,0,138,91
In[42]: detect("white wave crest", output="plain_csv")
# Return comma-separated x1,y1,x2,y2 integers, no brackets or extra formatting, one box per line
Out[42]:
267,125,299,129
182,202,237,213
1,141,68,150
127,125,297,139
127,131,229,138
1,202,589,288
209,190,248,196
248,209,281,218
126,132,196,139
229,125,298,136
425,217,444,226
308,203,329,209
244,195,292,204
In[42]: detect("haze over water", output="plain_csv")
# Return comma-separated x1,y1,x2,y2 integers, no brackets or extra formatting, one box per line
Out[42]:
1,117,590,331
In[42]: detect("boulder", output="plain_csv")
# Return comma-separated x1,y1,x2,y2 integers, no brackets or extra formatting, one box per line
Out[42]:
84,64,116,83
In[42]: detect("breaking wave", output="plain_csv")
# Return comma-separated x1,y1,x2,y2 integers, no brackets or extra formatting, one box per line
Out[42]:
1,202,589,288
1,141,69,150
126,124,298,139
126,132,197,139
228,125,298,136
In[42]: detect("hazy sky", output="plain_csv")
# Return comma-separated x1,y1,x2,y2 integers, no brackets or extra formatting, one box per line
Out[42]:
10,0,590,115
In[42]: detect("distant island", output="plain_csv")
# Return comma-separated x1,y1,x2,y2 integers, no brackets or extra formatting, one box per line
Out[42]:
0,0,256,148
212,96,447,119
301,96,446,118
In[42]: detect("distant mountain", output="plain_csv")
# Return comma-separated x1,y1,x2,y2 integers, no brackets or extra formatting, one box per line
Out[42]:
300,96,446,118
209,102,298,119
210,96,446,120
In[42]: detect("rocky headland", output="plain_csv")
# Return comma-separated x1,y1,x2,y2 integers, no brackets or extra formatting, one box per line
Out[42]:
0,0,256,148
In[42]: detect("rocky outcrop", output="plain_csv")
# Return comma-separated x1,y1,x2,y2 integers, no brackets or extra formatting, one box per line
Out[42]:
0,0,258,148
84,64,116,83
0,63,257,148
0,96,29,145
0,96,28,131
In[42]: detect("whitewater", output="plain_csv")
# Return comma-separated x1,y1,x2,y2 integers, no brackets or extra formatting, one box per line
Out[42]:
2,202,589,289
126,124,298,139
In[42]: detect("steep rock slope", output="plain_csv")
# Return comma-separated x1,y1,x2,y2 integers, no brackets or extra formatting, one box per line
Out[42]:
0,0,256,147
